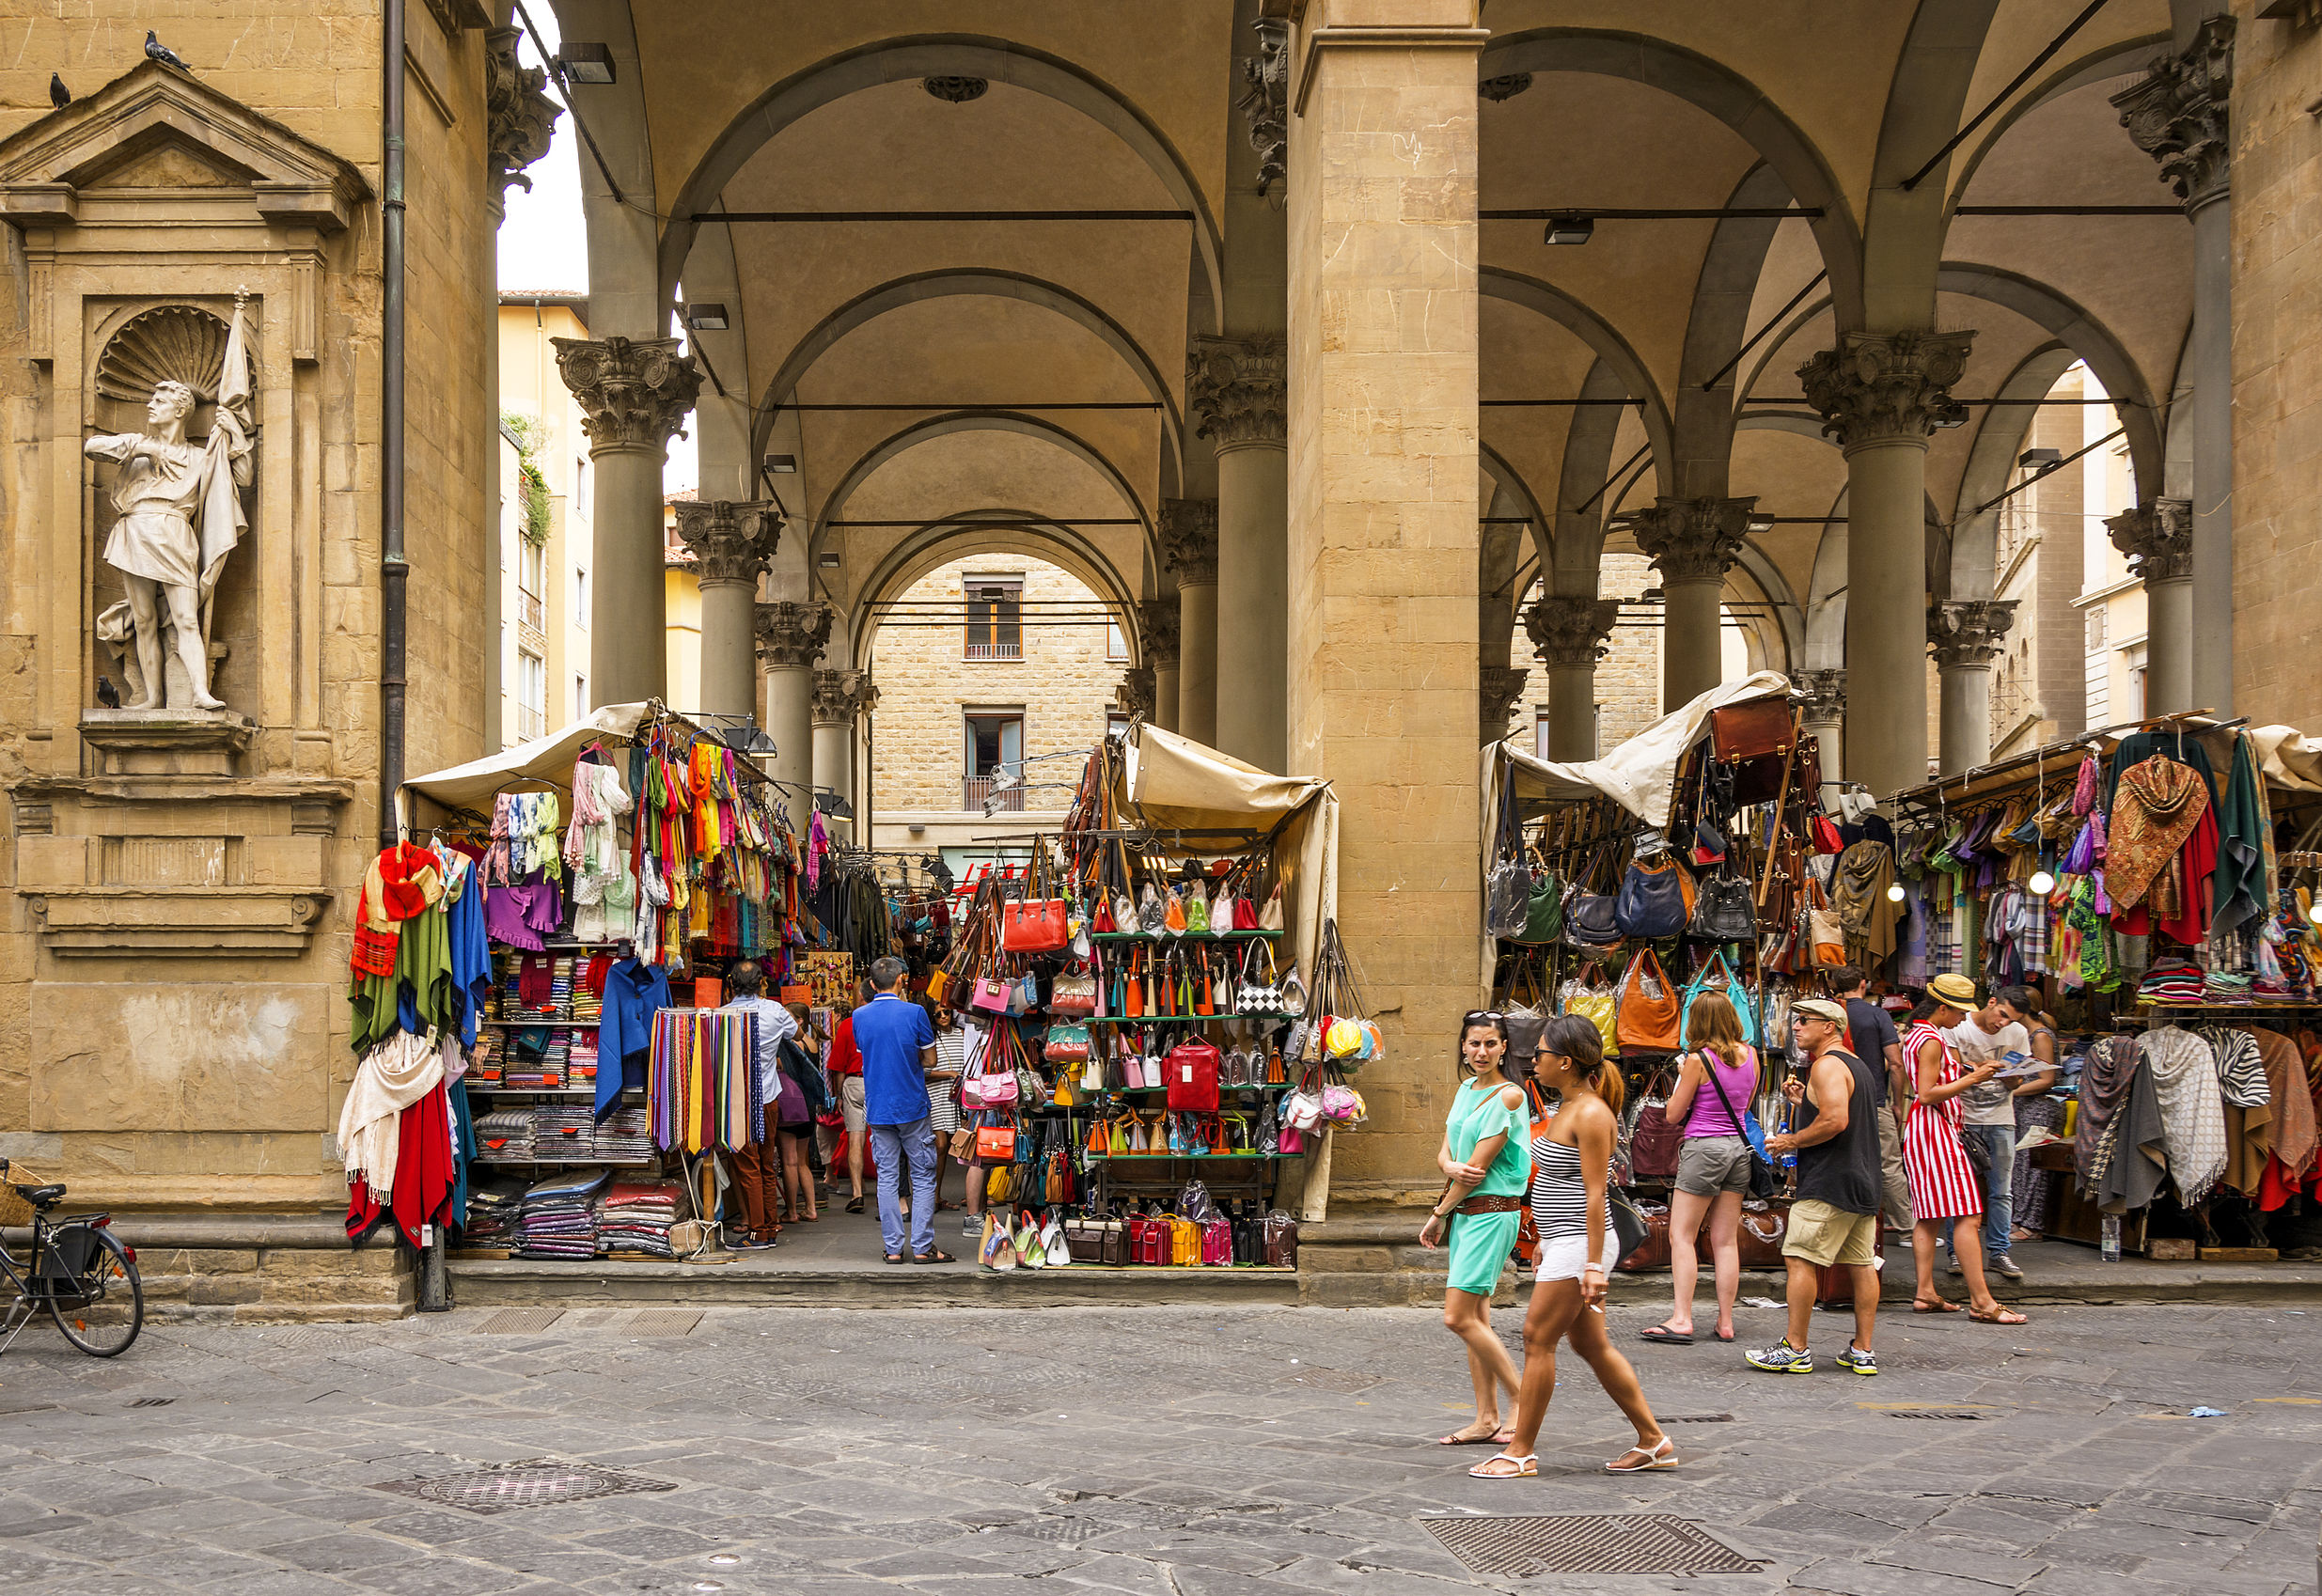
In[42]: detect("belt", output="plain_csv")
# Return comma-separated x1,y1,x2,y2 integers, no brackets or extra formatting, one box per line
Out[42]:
1453,1195,1523,1215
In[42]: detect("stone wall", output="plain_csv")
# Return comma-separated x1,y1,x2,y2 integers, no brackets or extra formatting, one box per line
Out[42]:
1522,554,1660,756
869,556,1125,815
2232,8,2322,730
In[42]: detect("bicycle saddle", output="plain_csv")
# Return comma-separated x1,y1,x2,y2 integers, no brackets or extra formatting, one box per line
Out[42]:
15,1184,64,1207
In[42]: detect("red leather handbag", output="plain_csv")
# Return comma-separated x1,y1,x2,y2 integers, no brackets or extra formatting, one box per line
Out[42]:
1163,1039,1222,1112
1001,899,1069,952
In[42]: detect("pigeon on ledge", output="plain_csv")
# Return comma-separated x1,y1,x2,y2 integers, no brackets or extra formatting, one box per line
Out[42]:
50,73,70,108
145,31,191,71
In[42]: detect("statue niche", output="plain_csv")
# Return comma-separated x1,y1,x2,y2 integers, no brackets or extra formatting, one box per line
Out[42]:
85,293,256,713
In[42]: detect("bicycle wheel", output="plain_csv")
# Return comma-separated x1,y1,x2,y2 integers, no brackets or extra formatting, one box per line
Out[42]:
47,1228,141,1357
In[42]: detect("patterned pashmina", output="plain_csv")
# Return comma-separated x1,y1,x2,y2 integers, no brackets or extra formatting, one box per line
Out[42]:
2198,1025,2272,1108
2143,1025,2227,1205
2077,1034,2139,1190
2107,756,2209,910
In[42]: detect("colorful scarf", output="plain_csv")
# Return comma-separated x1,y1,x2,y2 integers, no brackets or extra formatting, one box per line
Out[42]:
2106,756,2208,911
2076,1033,2139,1189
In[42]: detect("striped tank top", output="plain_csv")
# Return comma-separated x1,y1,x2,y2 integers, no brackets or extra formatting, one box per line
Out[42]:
1528,1121,1611,1240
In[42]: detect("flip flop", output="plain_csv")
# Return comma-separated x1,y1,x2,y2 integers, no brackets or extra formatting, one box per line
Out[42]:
1467,1452,1537,1479
1912,1299,1962,1314
1711,1329,1735,1342
1969,1307,2029,1324
1640,1324,1694,1345
1605,1437,1679,1473
845,1198,866,1214
1436,1427,1514,1447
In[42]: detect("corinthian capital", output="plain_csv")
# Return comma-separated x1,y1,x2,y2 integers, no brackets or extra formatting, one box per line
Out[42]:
1927,600,2017,670
2111,15,2235,212
1481,665,1530,741
1114,667,1157,721
671,500,782,587
1187,336,1287,447
1236,17,1289,196
1138,597,1181,671
810,668,879,727
1616,496,1756,585
753,600,833,670
2105,498,2193,585
1524,595,1622,668
1794,668,1847,723
552,336,703,455
1160,497,1219,586
485,26,560,200
1798,330,1975,447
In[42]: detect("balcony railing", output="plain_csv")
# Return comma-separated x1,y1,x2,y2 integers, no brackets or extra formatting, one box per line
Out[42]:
964,776,1025,812
517,706,547,742
964,641,1022,661
520,587,546,631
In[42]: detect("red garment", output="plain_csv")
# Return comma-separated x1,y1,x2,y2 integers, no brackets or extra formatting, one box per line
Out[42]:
376,842,442,921
518,953,554,1010
2110,804,2219,946
583,953,616,998
343,1082,454,1249
828,1016,861,1077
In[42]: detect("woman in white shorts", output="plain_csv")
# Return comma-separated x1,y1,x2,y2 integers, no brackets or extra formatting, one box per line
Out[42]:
1469,1013,1673,1480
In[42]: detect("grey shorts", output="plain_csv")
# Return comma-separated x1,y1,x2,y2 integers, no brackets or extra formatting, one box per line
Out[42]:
1674,1134,1752,1197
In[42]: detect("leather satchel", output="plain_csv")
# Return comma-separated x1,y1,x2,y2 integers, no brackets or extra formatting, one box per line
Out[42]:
1690,870,1755,943
1616,948,1682,1053
1565,887,1622,947
1615,852,1691,938
1165,1039,1222,1112
1625,1071,1685,1180
1001,898,1069,953
1710,697,1796,762
1514,865,1564,946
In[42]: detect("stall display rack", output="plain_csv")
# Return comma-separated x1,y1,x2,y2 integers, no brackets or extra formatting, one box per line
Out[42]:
1092,930,1281,942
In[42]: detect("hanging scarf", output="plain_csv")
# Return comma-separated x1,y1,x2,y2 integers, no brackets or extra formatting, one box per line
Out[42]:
1833,841,1898,959
2142,1025,2227,1205
337,1028,445,1198
2071,753,2100,818
2107,755,2209,911
2076,1033,2139,1189
364,844,443,931
2198,1025,2272,1109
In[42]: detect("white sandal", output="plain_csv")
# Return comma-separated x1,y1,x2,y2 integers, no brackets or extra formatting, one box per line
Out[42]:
1604,1436,1678,1473
1468,1451,1537,1479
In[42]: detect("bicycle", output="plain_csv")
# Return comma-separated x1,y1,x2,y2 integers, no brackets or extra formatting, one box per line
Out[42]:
0,1161,143,1357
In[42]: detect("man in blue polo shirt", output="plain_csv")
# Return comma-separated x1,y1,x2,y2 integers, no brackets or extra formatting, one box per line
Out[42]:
852,956,948,1263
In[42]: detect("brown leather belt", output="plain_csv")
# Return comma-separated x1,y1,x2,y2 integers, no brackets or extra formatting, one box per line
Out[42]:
1453,1195,1523,1215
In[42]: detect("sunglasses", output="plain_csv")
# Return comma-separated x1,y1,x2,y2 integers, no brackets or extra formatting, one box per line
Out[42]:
1461,1010,1505,1026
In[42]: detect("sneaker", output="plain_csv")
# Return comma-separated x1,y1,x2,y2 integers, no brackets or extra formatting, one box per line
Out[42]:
1993,1254,2024,1280
1945,1255,1963,1276
1745,1338,1813,1374
1835,1345,1879,1377
963,1213,982,1239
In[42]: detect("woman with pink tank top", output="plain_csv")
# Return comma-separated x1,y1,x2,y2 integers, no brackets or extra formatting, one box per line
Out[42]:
1640,991,1765,1345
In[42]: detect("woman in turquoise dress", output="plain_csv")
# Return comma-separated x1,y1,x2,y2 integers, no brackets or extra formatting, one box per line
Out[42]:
1419,1010,1535,1447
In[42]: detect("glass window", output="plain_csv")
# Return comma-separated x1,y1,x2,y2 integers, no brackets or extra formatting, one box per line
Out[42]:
965,579,1024,660
573,566,588,630
573,457,589,519
963,712,1025,810
1106,619,1129,661
518,649,547,742
573,673,588,721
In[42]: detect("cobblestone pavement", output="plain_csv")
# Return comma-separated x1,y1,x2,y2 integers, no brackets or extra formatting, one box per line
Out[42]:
0,1299,2314,1593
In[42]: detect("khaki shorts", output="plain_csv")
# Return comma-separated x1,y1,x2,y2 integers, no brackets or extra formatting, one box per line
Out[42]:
1781,1197,1877,1268
1674,1135,1752,1197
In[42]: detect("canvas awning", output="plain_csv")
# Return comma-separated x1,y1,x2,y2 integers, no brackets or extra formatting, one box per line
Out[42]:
395,702,653,827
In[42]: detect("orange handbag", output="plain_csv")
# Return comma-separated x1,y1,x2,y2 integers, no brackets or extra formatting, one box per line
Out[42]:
1615,947,1682,1053
976,1124,1018,1161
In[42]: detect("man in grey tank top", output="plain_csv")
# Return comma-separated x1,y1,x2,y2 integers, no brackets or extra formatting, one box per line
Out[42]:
1745,998,1882,1377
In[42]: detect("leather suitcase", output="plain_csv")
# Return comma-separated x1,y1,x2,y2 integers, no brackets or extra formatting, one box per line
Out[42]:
1710,698,1796,762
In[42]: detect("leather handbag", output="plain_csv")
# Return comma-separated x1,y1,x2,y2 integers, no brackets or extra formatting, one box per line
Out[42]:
1710,697,1796,762
1043,1023,1090,1064
1690,870,1756,943
1514,862,1564,946
1615,852,1691,938
1165,1039,1222,1111
1566,887,1622,947
976,1123,1017,1161
1679,949,1759,1047
1002,898,1068,952
1049,966,1098,1015
1615,948,1681,1053
1561,966,1620,1053
1625,1071,1685,1180
969,976,1012,1015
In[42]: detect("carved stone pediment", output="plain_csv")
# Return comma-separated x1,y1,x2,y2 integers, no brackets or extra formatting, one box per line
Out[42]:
25,886,331,959
0,60,369,235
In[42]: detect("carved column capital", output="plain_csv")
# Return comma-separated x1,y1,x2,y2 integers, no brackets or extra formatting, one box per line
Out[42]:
753,600,833,671
671,499,782,587
1138,597,1181,672
1794,667,1848,724
1114,666,1157,721
1798,330,1976,448
1159,497,1220,587
2111,15,2235,213
2105,497,2194,585
485,26,560,202
1237,16,1289,196
1927,600,2017,670
1187,336,1287,448
809,668,879,728
1524,595,1622,668
552,336,703,456
1481,665,1530,741
1616,495,1756,585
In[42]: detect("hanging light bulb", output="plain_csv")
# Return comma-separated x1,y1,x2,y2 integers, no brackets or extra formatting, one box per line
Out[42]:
2028,867,2056,896
1885,881,1906,902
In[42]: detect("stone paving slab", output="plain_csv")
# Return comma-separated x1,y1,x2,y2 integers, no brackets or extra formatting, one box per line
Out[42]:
0,1300,2311,1590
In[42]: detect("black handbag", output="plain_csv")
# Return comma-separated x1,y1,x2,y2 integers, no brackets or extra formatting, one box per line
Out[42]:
1689,871,1756,943
1608,1188,1650,1264
1566,888,1622,946
1614,853,1689,938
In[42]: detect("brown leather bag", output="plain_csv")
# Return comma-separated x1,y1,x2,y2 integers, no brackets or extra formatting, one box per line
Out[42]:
1710,697,1796,761
1615,948,1681,1053
1625,1072,1686,1181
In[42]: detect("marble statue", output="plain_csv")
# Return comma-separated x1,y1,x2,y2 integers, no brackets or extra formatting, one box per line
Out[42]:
85,289,254,712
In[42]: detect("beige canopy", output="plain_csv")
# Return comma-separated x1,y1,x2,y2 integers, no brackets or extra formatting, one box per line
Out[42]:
395,702,654,828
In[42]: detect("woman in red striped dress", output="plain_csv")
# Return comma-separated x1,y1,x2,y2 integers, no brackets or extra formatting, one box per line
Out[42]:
1901,974,2027,1323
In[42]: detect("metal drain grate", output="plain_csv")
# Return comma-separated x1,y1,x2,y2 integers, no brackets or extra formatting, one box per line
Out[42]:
472,1307,566,1335
990,1517,1122,1545
371,1459,676,1516
126,1397,173,1408
1658,1413,1734,1423
1421,1515,1764,1578
623,1308,702,1337
1885,1409,1998,1421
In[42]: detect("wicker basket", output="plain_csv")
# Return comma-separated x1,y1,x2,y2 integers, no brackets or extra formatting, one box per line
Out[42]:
0,1169,39,1228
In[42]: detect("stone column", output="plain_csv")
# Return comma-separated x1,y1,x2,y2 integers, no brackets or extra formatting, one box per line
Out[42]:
1928,600,2016,775
1188,338,1287,769
1114,667,1157,723
2114,16,2234,712
1617,495,1754,712
1524,595,1621,761
1795,667,1847,798
1480,665,1528,748
810,669,877,835
553,336,704,708
1161,497,1220,746
671,501,780,720
484,25,559,748
1289,0,1486,1189
2104,498,2194,713
1138,597,1182,735
1799,329,1975,799
753,601,832,808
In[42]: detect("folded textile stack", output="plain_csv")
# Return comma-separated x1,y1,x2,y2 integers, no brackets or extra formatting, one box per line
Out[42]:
551,955,575,1019
570,978,604,1024
541,1026,574,1073
514,1167,609,1259
595,1104,652,1162
461,1181,526,1246
469,1030,503,1084
567,1033,599,1086
2203,969,2254,1006
502,1025,562,1088
2138,962,2205,1004
533,1103,596,1159
596,1179,683,1258
474,1108,534,1163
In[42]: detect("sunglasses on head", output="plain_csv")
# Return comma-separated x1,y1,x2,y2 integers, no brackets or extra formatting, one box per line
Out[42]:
1462,1010,1505,1026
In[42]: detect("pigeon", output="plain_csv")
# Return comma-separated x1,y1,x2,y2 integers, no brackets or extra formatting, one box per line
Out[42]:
95,675,119,709
49,73,70,108
144,31,190,71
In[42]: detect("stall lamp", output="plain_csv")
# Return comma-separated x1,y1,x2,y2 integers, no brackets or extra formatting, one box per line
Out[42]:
764,453,798,475
2028,868,2056,895
2018,447,2063,472
555,42,616,84
684,303,729,332
1885,882,1906,903
1544,213,1595,246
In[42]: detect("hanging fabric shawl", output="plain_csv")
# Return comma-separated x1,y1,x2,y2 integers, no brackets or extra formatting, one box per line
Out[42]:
2142,1025,2227,1205
1834,841,1899,959
2106,755,2209,911
2076,1033,2139,1190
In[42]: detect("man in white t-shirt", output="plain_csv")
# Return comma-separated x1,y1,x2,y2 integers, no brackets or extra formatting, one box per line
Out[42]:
1940,993,2032,1279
